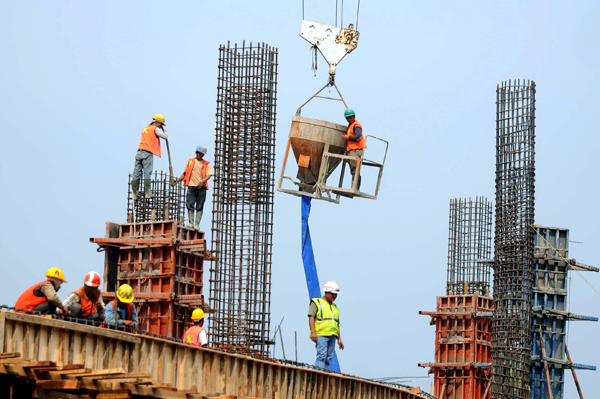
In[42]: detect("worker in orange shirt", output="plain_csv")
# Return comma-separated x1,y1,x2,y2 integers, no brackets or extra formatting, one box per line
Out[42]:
183,309,208,347
14,268,71,315
174,145,213,230
341,109,366,191
62,271,105,322
131,114,169,200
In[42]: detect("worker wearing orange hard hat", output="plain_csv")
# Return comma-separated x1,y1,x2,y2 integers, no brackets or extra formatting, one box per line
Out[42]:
183,308,208,347
131,114,169,200
62,271,105,322
15,268,71,315
341,109,366,190
308,281,344,370
104,284,138,328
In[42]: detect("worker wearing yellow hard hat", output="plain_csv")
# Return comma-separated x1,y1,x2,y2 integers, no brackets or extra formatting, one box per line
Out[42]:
183,308,208,347
15,268,71,315
104,284,138,328
131,114,170,200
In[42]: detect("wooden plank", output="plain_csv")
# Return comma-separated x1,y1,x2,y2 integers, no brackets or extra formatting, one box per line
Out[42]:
4,364,26,377
95,390,132,399
68,368,126,378
1,357,31,364
36,379,80,389
0,311,6,353
0,352,21,359
82,372,151,381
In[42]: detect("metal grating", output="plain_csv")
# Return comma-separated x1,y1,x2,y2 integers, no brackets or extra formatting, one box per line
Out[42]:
491,80,536,399
447,197,494,296
209,42,278,356
127,171,186,223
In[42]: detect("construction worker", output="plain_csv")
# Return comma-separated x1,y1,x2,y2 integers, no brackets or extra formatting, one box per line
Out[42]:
341,109,366,190
14,268,71,315
62,271,105,322
131,114,169,200
308,281,345,370
104,284,138,328
182,308,208,347
174,145,213,230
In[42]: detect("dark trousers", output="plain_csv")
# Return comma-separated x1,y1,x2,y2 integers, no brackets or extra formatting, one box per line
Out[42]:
186,186,207,211
69,303,105,322
32,302,56,315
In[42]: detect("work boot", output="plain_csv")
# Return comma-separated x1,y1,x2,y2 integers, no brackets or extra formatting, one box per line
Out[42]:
131,180,140,200
194,211,203,230
188,210,194,228
144,179,154,198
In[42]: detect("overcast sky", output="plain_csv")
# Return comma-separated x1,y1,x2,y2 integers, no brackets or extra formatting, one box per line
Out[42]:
2,1,599,396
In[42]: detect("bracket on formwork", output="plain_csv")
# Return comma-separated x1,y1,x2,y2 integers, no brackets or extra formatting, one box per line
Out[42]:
532,306,598,322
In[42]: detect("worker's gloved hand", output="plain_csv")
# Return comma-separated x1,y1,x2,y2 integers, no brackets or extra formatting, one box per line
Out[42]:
122,320,135,327
59,308,71,316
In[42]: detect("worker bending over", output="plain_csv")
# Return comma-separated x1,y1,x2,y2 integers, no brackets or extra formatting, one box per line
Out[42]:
341,109,366,190
15,268,71,315
104,284,138,328
175,145,213,230
131,114,169,200
62,271,105,322
183,308,208,347
308,281,345,370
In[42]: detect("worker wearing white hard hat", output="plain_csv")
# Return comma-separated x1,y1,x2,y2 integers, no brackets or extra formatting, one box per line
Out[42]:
308,281,345,370
175,145,214,230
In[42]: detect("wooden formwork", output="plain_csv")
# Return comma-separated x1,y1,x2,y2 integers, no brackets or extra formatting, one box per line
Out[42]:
0,311,427,399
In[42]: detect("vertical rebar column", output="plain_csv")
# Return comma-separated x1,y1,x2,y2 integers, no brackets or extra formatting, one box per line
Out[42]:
209,42,278,357
492,80,536,399
446,197,493,295
127,171,186,223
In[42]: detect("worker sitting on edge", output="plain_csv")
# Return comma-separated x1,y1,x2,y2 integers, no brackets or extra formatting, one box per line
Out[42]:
308,281,345,370
104,284,138,329
341,109,366,191
14,268,71,315
174,145,213,230
131,114,169,200
183,308,208,347
62,271,105,323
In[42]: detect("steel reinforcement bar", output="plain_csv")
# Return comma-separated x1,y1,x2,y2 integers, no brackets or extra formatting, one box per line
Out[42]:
492,79,536,399
0,311,428,399
210,42,278,356
127,171,186,223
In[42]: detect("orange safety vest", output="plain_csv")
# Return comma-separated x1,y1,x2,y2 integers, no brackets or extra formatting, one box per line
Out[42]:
137,125,162,157
183,325,206,347
346,120,366,151
72,286,100,317
183,158,210,190
15,281,52,311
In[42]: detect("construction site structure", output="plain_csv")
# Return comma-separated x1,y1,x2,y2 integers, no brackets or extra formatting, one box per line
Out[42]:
127,171,187,224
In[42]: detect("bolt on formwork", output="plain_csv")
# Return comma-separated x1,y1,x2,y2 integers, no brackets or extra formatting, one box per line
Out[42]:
447,197,493,296
491,80,536,399
209,42,278,357
127,171,186,223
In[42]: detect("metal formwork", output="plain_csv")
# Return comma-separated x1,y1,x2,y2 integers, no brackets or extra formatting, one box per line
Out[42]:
447,197,494,295
127,171,186,223
209,42,278,356
492,80,536,399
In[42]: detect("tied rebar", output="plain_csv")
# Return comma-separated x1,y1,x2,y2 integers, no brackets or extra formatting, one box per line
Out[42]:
209,42,278,356
447,197,493,296
491,80,536,399
127,171,186,223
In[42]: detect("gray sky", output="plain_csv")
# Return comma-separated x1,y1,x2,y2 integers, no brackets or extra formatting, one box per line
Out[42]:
2,1,599,396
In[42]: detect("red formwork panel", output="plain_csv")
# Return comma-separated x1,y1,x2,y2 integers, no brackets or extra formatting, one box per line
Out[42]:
437,295,492,313
435,367,490,399
136,300,196,338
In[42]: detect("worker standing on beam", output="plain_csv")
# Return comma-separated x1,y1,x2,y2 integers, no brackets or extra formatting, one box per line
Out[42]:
341,109,366,190
174,145,213,230
104,284,138,328
308,281,345,370
183,308,208,347
14,268,71,315
131,114,169,200
62,271,105,322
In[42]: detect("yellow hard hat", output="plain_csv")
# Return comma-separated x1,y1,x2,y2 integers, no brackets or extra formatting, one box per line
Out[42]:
116,284,134,303
191,308,205,320
45,267,67,283
152,114,166,126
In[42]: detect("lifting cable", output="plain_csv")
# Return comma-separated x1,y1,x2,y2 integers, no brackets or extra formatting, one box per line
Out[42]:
530,224,600,297
302,0,359,28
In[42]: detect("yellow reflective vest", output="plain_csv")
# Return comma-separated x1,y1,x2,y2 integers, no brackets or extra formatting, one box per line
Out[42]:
312,297,340,337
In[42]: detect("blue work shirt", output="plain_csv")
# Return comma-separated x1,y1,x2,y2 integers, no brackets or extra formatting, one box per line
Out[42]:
104,302,138,327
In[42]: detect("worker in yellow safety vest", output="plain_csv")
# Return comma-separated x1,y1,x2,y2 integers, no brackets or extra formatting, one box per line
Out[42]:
183,309,208,347
308,281,345,369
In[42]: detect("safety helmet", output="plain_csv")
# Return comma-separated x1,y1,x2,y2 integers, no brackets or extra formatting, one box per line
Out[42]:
152,114,166,126
196,145,208,155
344,108,355,118
116,284,134,303
191,308,205,320
83,271,101,288
323,281,340,294
46,267,67,283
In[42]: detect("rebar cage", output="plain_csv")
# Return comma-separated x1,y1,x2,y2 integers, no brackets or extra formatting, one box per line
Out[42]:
127,171,186,223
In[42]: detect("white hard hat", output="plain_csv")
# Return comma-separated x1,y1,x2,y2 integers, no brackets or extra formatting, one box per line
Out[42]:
323,281,340,294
